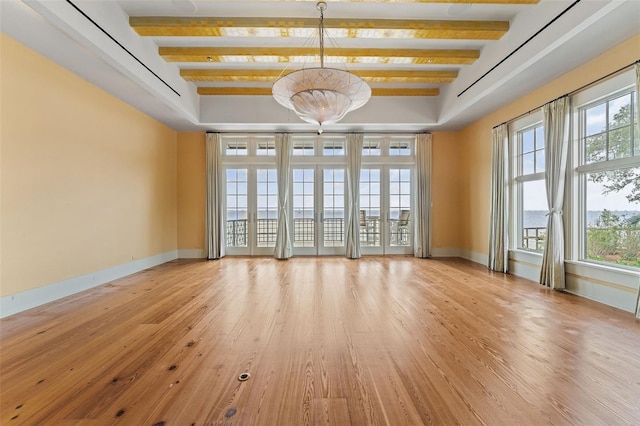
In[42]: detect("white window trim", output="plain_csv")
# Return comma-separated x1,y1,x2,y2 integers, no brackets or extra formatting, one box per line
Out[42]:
569,68,640,272
510,114,545,254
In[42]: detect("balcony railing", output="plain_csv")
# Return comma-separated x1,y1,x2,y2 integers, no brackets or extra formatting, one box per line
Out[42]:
227,217,411,248
522,227,545,251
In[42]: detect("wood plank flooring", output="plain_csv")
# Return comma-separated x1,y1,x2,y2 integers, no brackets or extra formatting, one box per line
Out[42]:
1,257,639,425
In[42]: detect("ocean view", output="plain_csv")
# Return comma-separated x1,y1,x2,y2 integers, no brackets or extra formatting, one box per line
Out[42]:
524,210,640,228
229,210,640,227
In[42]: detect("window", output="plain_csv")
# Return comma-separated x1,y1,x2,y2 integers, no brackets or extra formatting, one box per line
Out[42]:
256,169,278,247
360,168,381,246
221,133,415,255
323,140,345,156
578,89,639,269
256,139,275,156
362,140,381,156
226,168,248,247
293,169,315,247
514,124,546,252
323,169,345,247
389,168,411,246
225,140,248,156
293,139,314,156
389,139,412,156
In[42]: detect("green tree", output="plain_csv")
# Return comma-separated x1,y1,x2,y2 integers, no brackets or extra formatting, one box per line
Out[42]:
586,103,640,203
587,209,621,260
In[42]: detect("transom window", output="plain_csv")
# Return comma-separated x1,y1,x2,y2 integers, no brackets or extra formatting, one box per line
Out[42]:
225,140,248,156
256,140,275,156
389,140,412,156
323,140,345,156
362,140,381,156
293,139,314,156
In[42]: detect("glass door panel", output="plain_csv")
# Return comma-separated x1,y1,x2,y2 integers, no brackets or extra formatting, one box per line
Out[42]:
360,168,383,254
320,168,345,255
225,168,249,255
255,168,278,254
292,168,317,255
387,167,412,254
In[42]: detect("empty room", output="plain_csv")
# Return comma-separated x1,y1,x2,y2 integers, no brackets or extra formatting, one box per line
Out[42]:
1,0,639,424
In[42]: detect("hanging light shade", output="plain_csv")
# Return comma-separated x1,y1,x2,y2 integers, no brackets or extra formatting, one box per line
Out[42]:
272,2,371,131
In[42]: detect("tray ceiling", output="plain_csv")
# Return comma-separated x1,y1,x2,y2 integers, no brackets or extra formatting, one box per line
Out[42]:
125,0,535,98
2,0,638,132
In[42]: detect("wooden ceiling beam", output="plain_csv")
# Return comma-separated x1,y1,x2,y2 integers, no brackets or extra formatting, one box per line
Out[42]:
181,69,457,83
197,87,439,96
160,47,479,65
131,17,508,40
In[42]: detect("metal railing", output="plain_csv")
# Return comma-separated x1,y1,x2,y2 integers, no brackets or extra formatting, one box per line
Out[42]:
227,217,411,248
522,227,546,251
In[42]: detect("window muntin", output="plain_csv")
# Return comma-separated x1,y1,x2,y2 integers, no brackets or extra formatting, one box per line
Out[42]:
362,140,381,156
293,169,315,247
226,168,248,247
256,140,276,156
520,126,545,174
323,140,345,156
389,139,412,156
360,168,381,247
389,168,411,247
225,140,248,156
323,169,345,247
256,169,278,247
293,139,314,156
584,92,638,164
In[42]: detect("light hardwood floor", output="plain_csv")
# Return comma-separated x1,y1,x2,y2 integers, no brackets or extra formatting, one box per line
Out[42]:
1,257,639,425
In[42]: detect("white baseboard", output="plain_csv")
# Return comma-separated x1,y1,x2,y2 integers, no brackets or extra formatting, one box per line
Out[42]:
0,250,178,318
508,250,542,283
459,249,488,266
564,262,639,313
431,248,461,257
178,249,205,259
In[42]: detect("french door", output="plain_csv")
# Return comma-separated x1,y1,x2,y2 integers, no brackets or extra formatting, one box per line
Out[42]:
225,167,278,256
225,165,412,256
291,167,346,256
360,166,413,255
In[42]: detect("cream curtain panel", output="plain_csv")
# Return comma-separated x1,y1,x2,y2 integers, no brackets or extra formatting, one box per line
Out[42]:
414,133,432,258
205,133,225,259
488,124,509,272
636,62,640,318
345,133,363,259
539,97,570,289
274,133,293,259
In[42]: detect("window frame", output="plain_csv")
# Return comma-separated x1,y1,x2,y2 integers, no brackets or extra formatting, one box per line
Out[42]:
570,70,639,271
510,114,546,254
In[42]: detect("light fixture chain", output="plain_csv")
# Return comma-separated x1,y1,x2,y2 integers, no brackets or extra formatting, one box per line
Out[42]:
318,2,325,68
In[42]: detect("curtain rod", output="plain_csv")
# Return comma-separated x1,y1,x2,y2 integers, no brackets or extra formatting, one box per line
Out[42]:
205,131,431,135
493,59,639,129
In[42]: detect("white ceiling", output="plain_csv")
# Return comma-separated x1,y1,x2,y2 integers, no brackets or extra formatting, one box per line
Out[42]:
1,0,639,133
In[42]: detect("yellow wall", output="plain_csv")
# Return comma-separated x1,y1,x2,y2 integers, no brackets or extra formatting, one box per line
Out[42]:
458,33,640,256
0,34,178,297
177,132,206,251
4,29,635,297
431,132,463,250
